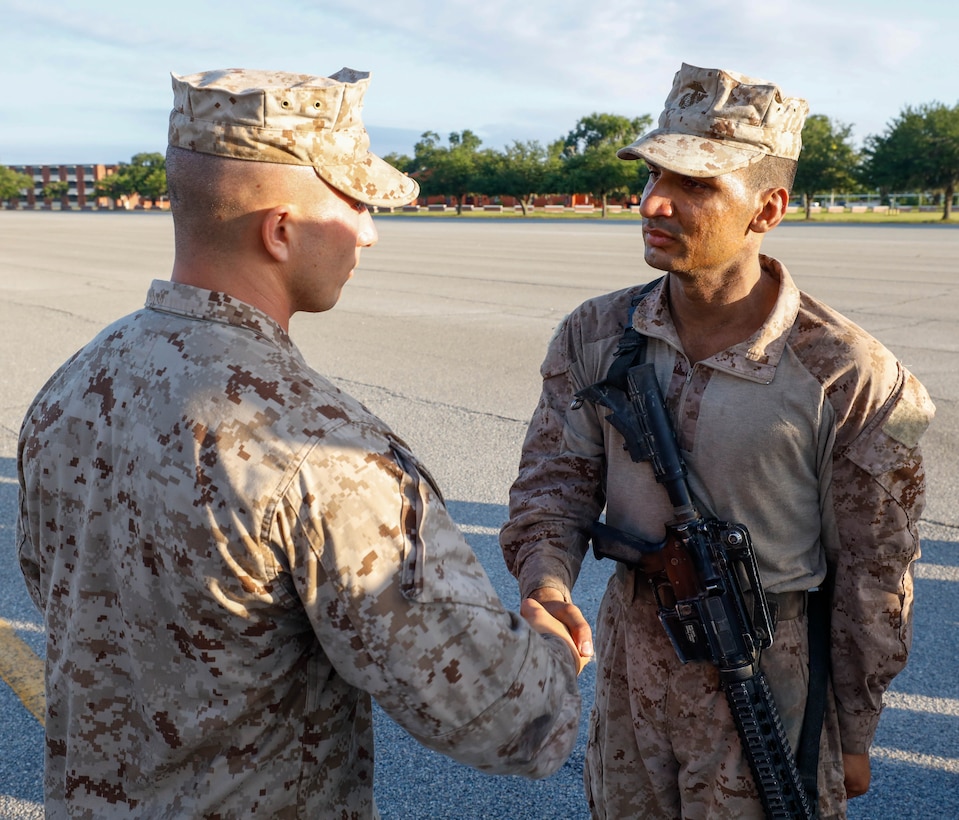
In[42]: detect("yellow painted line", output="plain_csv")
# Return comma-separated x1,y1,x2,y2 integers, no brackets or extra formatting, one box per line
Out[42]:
0,617,45,725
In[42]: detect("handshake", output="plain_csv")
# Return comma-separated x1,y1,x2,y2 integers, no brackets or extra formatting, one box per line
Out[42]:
521,589,594,675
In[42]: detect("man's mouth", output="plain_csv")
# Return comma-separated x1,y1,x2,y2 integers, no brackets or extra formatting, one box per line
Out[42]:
643,223,675,247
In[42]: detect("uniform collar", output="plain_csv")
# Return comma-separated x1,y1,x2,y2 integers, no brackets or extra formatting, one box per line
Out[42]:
145,279,296,354
633,255,801,384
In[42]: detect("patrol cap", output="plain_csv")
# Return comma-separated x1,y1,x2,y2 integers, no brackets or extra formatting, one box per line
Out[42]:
168,67,419,207
618,63,809,177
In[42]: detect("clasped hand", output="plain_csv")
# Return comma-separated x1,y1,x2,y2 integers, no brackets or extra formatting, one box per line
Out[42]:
520,588,594,675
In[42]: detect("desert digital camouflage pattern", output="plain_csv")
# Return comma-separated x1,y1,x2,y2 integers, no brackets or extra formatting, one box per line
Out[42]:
501,259,934,818
585,574,846,818
168,67,420,207
618,62,809,177
18,281,579,818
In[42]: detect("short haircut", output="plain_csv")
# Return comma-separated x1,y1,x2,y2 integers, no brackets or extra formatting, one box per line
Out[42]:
165,146,213,216
164,146,246,251
740,155,798,195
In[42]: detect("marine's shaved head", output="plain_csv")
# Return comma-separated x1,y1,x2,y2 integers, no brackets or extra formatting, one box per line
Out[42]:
739,155,798,197
165,145,376,325
165,146,336,256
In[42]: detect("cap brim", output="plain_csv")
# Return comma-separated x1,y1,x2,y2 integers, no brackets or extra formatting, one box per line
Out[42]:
317,151,420,208
617,131,765,178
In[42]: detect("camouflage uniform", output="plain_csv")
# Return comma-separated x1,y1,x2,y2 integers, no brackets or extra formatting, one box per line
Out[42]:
18,280,581,819
501,259,933,818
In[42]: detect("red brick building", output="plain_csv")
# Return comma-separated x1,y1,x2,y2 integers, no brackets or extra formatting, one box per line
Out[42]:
6,163,119,209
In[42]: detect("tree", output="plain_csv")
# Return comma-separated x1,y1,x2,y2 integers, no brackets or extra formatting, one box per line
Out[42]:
441,129,484,214
408,130,441,198
130,152,168,206
560,113,652,216
485,140,558,216
0,166,34,206
95,152,167,208
411,130,484,215
793,114,860,219
862,102,959,220
94,169,137,208
41,179,70,208
381,152,414,174
859,108,923,208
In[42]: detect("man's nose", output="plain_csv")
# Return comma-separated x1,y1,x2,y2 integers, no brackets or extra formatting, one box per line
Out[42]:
357,208,378,247
639,180,673,218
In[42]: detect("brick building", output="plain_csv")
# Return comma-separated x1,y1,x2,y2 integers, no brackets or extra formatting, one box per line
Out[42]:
6,163,118,209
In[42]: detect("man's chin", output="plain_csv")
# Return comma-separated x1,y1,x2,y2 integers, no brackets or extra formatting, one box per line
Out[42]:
643,248,674,272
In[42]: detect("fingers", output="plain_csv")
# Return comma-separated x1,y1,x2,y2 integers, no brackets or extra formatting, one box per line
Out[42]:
521,596,593,675
547,601,593,659
528,588,594,659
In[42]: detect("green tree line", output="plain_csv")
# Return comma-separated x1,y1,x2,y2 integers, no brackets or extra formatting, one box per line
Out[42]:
0,169,73,206
92,152,168,207
0,153,168,210
3,101,957,219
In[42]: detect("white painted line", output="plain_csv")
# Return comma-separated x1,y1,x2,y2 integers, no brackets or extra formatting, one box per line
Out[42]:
0,619,44,635
458,524,501,536
915,562,959,582
871,746,959,773
884,691,959,716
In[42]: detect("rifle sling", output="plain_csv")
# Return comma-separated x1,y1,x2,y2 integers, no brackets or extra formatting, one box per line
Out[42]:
795,587,830,806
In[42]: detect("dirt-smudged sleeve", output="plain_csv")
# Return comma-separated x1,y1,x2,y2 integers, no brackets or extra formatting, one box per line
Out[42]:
285,424,581,779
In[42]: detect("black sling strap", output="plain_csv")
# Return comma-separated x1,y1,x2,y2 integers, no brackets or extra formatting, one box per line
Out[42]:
605,275,829,807
604,276,663,387
795,586,830,806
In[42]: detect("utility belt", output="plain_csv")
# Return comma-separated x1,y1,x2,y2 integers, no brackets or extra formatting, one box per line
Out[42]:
614,561,808,625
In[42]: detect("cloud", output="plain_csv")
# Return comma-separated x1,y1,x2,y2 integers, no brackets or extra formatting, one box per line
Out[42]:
0,0,953,162
325,0,942,116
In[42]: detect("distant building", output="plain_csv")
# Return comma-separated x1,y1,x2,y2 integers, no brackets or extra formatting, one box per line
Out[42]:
6,163,119,209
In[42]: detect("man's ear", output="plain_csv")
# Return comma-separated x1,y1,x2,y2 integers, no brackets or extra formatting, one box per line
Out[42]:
261,205,294,262
750,187,789,233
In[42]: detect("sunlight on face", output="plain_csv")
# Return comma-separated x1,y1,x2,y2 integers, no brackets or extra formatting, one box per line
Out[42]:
639,163,765,276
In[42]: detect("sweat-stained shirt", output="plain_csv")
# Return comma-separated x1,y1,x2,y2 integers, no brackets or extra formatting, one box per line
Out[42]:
18,280,580,819
501,257,933,755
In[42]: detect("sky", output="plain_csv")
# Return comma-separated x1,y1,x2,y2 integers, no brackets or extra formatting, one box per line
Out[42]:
1,0,956,166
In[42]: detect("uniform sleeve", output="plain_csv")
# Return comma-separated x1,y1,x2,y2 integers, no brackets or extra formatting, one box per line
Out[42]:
279,430,580,779
828,366,934,753
499,313,608,600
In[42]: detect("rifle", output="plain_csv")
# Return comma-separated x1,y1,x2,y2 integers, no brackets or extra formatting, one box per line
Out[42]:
577,362,815,820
